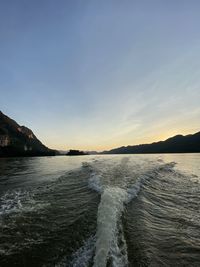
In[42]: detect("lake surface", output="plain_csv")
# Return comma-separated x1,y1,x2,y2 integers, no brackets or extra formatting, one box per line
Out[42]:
0,154,200,267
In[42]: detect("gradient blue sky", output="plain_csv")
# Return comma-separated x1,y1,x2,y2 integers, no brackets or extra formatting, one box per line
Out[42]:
1,0,200,151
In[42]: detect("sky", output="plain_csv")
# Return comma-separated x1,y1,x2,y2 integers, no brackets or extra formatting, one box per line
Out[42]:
0,0,200,151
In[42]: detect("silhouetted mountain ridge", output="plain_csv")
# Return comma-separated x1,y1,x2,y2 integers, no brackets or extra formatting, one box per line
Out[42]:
102,132,200,154
0,111,56,157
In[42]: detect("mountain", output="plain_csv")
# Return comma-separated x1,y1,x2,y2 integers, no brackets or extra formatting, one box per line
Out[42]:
102,131,200,154
0,111,56,157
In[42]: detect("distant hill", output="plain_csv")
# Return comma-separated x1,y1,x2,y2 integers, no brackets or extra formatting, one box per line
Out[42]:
0,111,56,157
102,132,200,154
66,149,88,156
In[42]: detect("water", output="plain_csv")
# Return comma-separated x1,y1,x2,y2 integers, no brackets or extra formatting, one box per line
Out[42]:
0,154,200,267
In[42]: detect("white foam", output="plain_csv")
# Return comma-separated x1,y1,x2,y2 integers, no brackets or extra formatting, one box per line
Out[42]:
89,173,103,193
55,236,95,267
70,236,95,267
110,221,128,267
88,166,152,266
93,187,128,267
0,189,49,217
126,174,148,203
86,158,176,267
0,190,28,215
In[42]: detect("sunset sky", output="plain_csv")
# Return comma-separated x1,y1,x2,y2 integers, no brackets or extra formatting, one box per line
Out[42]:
1,0,200,151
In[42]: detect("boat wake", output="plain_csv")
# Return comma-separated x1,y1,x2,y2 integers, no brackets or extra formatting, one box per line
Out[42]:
81,158,176,267
1,155,200,267
71,157,151,267
93,186,128,267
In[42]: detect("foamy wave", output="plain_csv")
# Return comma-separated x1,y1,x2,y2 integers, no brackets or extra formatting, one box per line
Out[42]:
89,172,148,204
89,173,103,193
70,236,95,267
0,189,49,217
126,174,149,203
93,187,128,267
88,160,177,267
88,161,150,266
110,221,128,267
56,236,95,267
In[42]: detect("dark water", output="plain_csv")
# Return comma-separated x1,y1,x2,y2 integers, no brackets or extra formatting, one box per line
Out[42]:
0,154,200,267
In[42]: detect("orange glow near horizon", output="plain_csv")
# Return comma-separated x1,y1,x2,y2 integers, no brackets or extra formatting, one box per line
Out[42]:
46,127,200,152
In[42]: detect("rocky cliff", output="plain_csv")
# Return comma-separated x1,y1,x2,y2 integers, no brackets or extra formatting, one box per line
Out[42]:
0,111,56,157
